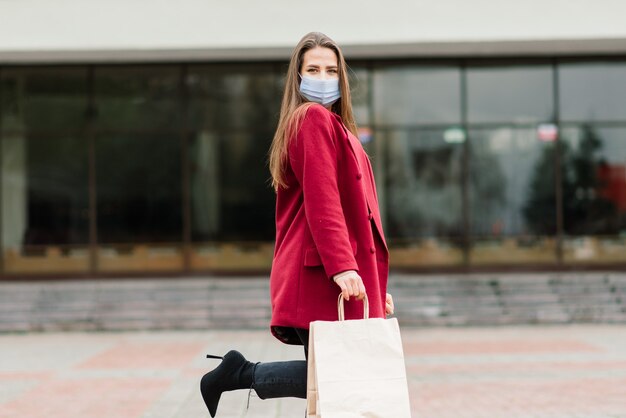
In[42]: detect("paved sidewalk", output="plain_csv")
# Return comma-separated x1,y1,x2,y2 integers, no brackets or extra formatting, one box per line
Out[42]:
1,325,626,417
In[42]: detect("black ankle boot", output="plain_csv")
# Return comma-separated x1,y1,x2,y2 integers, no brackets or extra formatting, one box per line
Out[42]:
200,350,256,417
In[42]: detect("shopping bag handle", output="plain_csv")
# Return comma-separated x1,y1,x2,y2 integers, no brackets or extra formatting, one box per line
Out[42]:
337,293,369,321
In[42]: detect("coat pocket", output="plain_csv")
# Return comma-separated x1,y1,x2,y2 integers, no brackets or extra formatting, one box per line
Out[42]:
303,239,358,267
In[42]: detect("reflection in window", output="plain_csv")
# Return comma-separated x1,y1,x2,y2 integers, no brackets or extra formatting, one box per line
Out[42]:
559,62,626,122
561,125,626,263
470,127,557,236
94,67,180,131
373,66,461,126
187,66,280,243
211,131,275,241
469,128,557,264
561,125,626,235
2,134,89,247
96,134,182,244
467,65,553,124
1,68,90,273
349,67,370,126
1,134,90,273
26,135,90,246
187,65,280,132
384,129,464,266
190,131,220,241
0,68,87,133
386,129,463,238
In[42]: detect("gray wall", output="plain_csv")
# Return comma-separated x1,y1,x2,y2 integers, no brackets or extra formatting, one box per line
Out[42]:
2,0,626,63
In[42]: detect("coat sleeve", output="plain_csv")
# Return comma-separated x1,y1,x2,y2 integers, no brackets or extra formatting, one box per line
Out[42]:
288,105,359,278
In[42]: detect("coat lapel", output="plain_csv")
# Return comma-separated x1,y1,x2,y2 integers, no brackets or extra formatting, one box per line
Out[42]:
341,125,388,250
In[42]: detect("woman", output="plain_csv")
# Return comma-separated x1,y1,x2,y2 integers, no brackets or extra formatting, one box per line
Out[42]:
200,31,393,417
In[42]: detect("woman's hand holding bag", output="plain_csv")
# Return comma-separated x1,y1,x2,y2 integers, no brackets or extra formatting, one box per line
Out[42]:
332,270,366,301
385,292,394,315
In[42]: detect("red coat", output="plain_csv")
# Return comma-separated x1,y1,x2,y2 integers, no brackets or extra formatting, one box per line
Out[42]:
270,104,389,345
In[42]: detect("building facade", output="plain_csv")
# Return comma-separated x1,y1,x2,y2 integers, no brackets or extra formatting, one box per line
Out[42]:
1,1,625,277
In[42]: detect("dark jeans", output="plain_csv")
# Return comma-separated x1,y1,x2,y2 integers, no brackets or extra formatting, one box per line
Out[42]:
253,327,309,400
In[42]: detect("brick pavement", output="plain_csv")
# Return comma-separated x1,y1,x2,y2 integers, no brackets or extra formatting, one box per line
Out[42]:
1,325,626,417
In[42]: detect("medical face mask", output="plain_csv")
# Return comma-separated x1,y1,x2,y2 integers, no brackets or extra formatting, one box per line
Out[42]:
299,75,341,106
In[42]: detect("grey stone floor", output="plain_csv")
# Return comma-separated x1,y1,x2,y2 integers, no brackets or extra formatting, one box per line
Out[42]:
2,325,626,417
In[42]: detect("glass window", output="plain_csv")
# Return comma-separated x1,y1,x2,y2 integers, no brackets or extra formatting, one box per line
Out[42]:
25,135,89,245
2,133,90,273
95,133,182,244
187,65,280,245
468,127,557,264
467,65,553,124
1,68,87,133
189,131,275,242
560,125,626,235
94,66,181,131
373,66,461,126
92,67,185,273
560,125,626,264
188,128,276,271
559,62,626,122
384,128,464,266
349,66,370,126
387,130,463,238
187,65,281,132
386,128,464,238
95,132,185,272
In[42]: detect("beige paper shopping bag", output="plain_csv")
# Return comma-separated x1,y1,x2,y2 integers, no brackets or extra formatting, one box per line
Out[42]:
307,294,412,418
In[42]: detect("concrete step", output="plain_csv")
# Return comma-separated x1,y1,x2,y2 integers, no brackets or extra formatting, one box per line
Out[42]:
0,273,625,332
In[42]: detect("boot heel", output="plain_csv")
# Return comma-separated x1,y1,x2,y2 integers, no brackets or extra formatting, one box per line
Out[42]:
200,350,253,417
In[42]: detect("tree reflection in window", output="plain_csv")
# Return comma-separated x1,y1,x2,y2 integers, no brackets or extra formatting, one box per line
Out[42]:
524,124,623,235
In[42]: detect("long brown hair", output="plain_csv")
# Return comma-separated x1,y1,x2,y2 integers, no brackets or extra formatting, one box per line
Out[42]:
269,32,358,190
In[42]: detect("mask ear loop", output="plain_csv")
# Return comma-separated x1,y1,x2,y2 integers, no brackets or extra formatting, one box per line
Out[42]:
297,73,308,102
